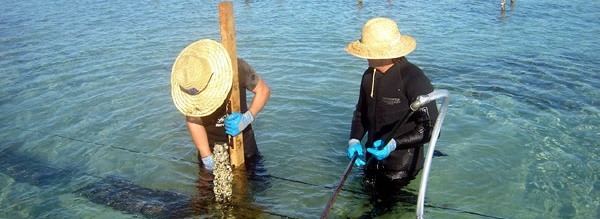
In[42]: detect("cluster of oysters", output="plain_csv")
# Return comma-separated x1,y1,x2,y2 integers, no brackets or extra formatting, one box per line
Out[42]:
213,142,233,203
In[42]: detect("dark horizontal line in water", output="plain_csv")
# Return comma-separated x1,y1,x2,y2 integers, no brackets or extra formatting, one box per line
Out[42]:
0,144,296,219
10,126,504,218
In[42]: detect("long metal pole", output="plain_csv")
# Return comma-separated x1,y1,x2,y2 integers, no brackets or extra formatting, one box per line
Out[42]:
416,90,449,219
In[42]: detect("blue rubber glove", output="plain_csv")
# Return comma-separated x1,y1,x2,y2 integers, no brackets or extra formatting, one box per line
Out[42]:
347,139,366,166
366,139,397,160
225,111,255,136
201,155,215,171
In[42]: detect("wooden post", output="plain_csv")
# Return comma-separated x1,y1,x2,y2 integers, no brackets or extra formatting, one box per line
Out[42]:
219,1,245,168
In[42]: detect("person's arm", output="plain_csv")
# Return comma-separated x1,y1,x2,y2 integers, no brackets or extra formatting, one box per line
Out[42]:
348,70,369,165
247,76,270,117
350,69,370,140
186,117,212,158
224,59,270,136
392,106,434,146
393,64,438,147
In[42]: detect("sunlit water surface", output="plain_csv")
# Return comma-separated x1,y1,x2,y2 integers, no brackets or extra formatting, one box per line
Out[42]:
1,0,598,218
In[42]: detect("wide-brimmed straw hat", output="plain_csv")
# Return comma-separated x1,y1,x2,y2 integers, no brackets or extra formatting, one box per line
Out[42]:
345,17,416,59
171,39,232,117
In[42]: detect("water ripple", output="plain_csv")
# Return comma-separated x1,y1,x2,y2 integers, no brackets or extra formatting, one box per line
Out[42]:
1,0,599,218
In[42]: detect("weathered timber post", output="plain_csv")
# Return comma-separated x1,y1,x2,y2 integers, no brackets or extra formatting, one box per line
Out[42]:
218,1,244,168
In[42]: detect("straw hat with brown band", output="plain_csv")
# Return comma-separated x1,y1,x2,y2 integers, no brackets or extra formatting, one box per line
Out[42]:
345,17,416,59
171,39,233,117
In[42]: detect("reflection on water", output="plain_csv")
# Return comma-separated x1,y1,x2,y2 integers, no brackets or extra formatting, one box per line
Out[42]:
0,141,280,218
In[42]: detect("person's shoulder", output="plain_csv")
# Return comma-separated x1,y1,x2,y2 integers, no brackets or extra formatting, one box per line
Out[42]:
403,60,428,79
398,60,431,93
402,59,422,72
237,57,249,68
237,58,256,75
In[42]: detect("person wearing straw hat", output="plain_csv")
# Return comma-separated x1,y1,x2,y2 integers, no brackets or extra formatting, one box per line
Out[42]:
344,17,439,187
171,39,270,171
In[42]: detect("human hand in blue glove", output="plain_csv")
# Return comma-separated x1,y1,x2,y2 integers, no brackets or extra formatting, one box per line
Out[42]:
347,139,366,166
201,155,215,171
366,139,397,160
225,111,255,136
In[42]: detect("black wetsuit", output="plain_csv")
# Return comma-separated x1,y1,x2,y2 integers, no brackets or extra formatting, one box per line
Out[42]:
350,57,438,183
188,58,260,158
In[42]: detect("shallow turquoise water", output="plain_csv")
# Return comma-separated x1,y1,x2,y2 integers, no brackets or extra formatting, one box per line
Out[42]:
1,0,598,218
